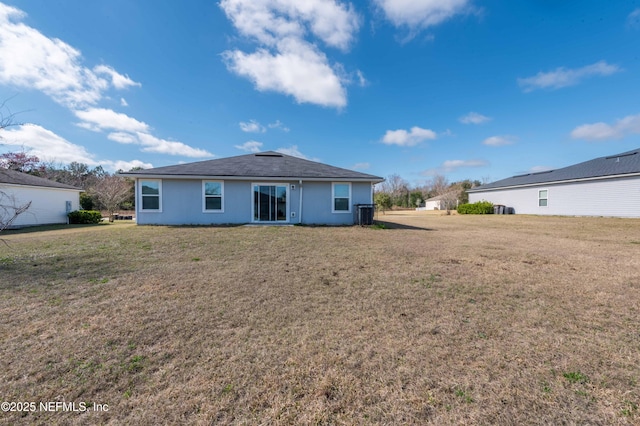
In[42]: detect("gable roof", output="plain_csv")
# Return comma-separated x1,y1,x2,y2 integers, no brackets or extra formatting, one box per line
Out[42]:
0,169,82,190
119,151,384,182
469,148,640,192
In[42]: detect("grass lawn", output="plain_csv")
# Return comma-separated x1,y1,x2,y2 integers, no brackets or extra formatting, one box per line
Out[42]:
1,213,639,424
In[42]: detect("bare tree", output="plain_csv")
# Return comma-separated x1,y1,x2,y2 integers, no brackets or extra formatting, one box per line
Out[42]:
91,175,133,221
0,189,31,233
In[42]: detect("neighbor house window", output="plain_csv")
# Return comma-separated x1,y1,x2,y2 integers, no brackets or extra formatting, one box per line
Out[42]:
538,189,548,207
332,182,351,213
203,181,224,212
140,179,161,211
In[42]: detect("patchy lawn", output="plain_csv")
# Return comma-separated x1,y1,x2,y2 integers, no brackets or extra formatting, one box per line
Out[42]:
1,214,639,424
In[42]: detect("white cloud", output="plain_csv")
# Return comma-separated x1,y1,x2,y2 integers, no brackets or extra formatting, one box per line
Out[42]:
1,124,152,171
628,8,640,28
268,120,290,132
482,135,517,146
75,108,150,133
518,61,621,92
459,111,491,124
223,38,347,108
275,145,314,159
422,158,489,176
235,141,263,153
220,0,360,108
135,132,213,157
120,97,128,107
239,119,266,133
107,132,138,144
381,126,437,146
351,162,370,170
93,65,141,90
570,113,640,141
374,0,471,30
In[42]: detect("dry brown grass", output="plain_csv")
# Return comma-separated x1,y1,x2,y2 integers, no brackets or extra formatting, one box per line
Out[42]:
1,213,639,425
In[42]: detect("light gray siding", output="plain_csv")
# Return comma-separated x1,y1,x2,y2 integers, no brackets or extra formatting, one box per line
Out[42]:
1,184,80,227
135,179,374,225
469,176,640,217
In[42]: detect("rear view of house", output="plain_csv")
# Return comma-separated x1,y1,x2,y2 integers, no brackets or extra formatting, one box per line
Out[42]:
120,152,383,225
468,148,640,217
0,169,82,228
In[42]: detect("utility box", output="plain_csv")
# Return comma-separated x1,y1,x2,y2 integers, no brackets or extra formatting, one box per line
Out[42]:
354,204,375,226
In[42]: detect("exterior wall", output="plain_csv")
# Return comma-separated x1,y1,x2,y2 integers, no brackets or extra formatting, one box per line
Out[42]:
469,176,640,217
1,184,80,227
424,200,444,210
135,179,375,225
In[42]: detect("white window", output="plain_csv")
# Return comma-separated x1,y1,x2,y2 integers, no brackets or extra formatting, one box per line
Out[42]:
140,180,161,211
538,189,548,207
332,182,351,213
203,181,224,212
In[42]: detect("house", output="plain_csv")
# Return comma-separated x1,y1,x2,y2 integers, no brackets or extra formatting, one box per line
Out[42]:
468,148,640,217
119,152,384,225
417,191,457,211
0,169,82,228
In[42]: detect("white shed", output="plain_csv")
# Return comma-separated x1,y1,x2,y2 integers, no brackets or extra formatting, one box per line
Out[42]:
0,169,82,228
468,148,640,218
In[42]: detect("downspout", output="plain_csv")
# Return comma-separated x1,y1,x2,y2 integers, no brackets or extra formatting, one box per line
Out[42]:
298,179,303,224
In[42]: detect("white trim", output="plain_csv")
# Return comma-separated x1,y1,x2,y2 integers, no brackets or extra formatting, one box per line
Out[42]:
139,179,162,212
332,182,351,213
202,180,224,213
251,182,290,223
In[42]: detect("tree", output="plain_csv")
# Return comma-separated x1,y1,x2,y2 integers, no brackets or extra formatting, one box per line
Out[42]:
90,175,132,221
374,192,392,214
0,189,31,234
0,150,42,172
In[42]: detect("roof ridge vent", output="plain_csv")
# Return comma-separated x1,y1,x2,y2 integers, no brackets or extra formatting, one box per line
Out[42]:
606,151,637,160
255,153,283,157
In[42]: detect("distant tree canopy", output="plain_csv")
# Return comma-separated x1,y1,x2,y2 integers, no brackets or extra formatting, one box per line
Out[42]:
0,150,137,212
375,173,482,210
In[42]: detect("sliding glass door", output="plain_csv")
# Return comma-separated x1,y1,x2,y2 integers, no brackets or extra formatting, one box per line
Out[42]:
253,184,288,222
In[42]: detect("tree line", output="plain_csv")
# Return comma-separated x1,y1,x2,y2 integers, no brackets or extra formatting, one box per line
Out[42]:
374,173,482,212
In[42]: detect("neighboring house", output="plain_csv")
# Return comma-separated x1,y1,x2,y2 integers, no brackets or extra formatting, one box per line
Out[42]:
0,169,82,228
417,192,457,211
468,148,640,217
119,152,384,225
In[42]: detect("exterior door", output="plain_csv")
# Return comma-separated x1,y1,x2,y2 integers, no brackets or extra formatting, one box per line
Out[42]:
253,184,288,222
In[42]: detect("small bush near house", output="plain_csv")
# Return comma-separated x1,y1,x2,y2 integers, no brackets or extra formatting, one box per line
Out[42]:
67,210,102,224
457,201,494,214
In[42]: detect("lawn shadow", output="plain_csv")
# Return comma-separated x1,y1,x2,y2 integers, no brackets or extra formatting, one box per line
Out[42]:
373,220,435,231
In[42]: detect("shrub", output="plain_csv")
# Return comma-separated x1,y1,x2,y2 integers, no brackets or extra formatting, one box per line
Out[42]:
79,192,94,210
68,210,102,224
457,201,494,214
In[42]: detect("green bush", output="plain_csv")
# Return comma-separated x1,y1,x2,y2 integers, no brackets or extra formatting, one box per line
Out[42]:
68,210,103,224
79,192,94,210
457,201,494,214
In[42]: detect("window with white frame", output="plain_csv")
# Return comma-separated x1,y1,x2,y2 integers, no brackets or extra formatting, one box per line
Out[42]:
538,189,548,207
140,180,161,211
332,182,351,213
203,181,224,212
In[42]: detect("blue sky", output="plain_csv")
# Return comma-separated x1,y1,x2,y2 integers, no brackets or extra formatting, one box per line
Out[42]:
0,1,639,186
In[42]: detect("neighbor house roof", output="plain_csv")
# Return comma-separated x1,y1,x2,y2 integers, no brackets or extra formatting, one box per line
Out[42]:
119,151,384,182
469,148,640,192
0,169,82,190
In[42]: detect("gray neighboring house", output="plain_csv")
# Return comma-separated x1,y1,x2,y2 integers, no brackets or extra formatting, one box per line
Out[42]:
0,169,82,227
119,152,384,225
468,148,640,217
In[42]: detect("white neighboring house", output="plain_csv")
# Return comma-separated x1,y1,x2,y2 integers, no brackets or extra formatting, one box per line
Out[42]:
417,192,456,211
0,169,82,228
468,148,640,217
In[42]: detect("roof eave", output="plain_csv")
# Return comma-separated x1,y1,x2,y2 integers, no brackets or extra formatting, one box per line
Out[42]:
468,171,640,192
118,173,383,183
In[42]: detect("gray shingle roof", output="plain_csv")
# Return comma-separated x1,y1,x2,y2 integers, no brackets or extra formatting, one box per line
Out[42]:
469,148,640,192
119,151,384,181
0,169,82,190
